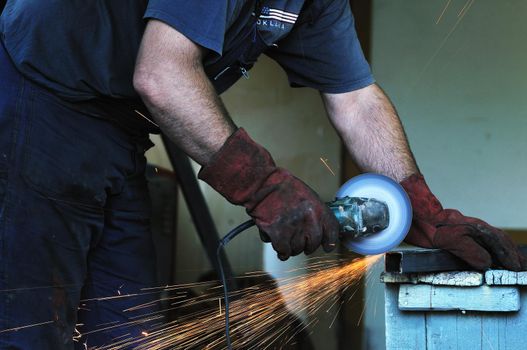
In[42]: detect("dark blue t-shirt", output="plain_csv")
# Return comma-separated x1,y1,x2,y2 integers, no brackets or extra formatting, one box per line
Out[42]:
0,0,373,101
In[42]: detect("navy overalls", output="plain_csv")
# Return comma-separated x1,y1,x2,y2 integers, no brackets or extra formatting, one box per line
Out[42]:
0,0,373,348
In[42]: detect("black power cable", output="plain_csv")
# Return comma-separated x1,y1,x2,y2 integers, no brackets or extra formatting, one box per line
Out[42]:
216,219,256,350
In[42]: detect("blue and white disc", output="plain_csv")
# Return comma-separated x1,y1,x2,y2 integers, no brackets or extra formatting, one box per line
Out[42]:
336,173,412,255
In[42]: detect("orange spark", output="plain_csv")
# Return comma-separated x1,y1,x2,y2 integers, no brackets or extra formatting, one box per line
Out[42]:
0,320,55,334
319,157,336,176
436,0,452,24
134,110,159,127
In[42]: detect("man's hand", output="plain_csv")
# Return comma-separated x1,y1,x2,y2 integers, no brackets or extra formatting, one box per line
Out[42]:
199,128,339,260
401,174,526,271
322,84,525,270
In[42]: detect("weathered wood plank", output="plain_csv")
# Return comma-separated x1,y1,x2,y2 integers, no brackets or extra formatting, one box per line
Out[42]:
381,271,483,286
503,289,527,349
481,313,507,350
485,270,527,285
385,284,426,349
417,271,483,286
426,312,458,350
426,312,483,350
386,292,527,349
456,313,483,349
398,284,520,312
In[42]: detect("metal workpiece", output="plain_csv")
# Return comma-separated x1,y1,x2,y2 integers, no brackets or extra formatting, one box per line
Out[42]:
328,196,389,238
385,246,527,274
385,247,470,274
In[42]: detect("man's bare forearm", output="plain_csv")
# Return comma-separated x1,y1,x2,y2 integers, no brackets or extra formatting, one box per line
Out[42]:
322,84,418,182
134,20,236,165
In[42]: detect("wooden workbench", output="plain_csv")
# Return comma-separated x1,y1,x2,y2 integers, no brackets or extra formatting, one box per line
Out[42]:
383,264,527,349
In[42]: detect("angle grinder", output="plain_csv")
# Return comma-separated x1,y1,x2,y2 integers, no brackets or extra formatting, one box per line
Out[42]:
327,173,413,255
218,173,413,349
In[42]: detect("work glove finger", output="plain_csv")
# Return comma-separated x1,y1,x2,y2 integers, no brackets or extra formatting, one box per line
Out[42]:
259,230,272,243
471,223,523,271
273,239,292,261
434,226,492,271
321,211,339,253
290,228,308,257
302,207,323,255
266,220,294,261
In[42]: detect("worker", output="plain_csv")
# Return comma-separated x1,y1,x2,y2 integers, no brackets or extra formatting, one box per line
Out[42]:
0,0,524,349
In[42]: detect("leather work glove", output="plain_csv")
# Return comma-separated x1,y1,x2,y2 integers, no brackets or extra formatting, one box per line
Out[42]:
401,174,526,271
199,128,339,261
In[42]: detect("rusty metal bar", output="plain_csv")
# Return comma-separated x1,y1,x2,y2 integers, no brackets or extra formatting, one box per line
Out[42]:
385,246,527,274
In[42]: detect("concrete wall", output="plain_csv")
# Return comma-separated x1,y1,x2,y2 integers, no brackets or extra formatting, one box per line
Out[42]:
372,0,527,228
364,1,527,348
146,56,342,349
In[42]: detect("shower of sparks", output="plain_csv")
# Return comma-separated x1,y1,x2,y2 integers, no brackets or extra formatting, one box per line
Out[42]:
319,157,336,176
357,263,381,326
89,255,381,350
0,255,382,349
417,0,476,83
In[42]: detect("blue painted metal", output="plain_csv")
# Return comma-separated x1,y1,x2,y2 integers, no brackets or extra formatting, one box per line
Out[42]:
336,173,412,255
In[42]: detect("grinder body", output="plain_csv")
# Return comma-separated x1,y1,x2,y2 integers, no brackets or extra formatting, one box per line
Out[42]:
328,196,390,238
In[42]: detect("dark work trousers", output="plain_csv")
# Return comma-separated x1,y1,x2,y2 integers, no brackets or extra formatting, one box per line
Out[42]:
0,43,159,349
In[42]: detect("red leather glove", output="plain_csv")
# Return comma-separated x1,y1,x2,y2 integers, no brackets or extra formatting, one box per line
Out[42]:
198,128,339,260
401,174,526,271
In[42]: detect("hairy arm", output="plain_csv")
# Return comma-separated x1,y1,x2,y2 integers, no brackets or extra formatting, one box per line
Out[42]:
322,84,418,182
133,20,236,165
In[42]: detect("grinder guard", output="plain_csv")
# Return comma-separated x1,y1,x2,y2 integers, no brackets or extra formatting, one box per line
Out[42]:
333,173,412,255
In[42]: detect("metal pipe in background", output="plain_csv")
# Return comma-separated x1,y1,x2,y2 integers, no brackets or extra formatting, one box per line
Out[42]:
161,135,235,284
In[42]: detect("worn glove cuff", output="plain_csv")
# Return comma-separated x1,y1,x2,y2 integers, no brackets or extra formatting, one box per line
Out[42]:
400,173,444,219
198,128,277,206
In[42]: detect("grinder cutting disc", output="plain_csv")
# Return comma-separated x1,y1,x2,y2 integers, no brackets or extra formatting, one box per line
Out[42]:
336,173,412,255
